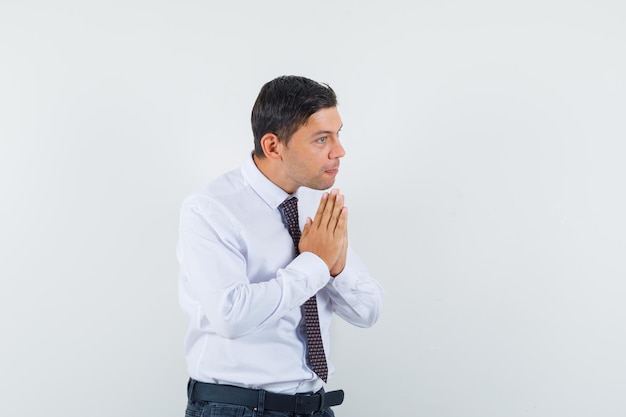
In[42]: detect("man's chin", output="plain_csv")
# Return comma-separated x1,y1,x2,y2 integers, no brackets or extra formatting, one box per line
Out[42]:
307,180,336,191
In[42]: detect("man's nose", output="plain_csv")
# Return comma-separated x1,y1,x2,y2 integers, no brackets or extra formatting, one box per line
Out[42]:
330,139,345,159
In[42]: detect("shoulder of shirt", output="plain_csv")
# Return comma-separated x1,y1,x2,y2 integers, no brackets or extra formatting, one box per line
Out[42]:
181,166,246,211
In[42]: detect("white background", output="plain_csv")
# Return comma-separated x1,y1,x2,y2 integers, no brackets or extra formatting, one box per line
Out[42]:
1,1,625,416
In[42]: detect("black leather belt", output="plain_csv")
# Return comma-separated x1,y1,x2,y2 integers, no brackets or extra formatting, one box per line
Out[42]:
188,379,344,414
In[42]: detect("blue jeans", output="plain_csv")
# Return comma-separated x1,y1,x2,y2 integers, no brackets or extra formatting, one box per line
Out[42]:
185,400,336,417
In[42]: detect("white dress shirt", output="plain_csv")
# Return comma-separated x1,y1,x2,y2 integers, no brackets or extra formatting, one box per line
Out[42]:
177,154,384,394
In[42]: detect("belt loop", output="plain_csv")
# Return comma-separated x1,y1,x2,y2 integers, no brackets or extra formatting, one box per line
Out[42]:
256,389,266,416
319,390,325,412
187,379,197,401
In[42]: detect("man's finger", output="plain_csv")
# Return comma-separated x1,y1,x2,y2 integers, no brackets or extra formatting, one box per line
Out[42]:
334,206,348,234
312,192,329,228
329,193,344,229
321,189,339,229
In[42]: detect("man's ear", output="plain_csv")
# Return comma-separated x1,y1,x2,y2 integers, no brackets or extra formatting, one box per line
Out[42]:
260,133,283,160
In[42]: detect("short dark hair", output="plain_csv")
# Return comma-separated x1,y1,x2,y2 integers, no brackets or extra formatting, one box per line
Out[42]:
251,75,338,158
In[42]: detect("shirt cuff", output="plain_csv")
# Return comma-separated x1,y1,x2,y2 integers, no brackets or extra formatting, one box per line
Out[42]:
288,251,331,292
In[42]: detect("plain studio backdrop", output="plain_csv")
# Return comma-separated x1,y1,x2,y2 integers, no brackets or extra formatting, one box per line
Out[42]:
1,1,625,416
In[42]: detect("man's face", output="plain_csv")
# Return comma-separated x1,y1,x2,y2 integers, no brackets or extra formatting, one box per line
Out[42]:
280,106,345,192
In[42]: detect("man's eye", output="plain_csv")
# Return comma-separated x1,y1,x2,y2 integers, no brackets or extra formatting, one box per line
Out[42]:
317,137,327,143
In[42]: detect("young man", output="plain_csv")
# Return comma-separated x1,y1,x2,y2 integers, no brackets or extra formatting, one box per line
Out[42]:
178,75,383,417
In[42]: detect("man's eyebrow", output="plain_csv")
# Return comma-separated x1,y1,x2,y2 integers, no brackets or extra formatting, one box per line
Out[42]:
310,124,343,137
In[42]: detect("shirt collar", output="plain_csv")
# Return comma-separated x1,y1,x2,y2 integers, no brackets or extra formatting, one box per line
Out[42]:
242,152,293,210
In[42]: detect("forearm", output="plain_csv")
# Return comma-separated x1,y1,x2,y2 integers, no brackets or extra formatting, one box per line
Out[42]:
191,254,331,338
179,213,331,338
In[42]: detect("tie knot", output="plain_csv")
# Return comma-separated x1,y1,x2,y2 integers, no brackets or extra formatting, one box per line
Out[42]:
280,197,299,222
281,196,298,209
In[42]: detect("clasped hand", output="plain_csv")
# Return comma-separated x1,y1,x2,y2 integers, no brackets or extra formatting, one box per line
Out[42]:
299,188,348,276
